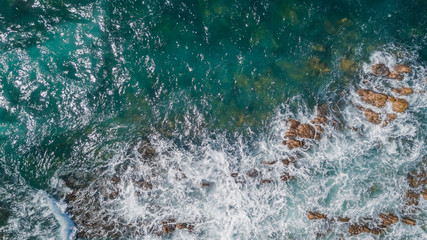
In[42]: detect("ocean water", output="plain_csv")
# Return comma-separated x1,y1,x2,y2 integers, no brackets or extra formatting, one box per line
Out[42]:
0,0,426,239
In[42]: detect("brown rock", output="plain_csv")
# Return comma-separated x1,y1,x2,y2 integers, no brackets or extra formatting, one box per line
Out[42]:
379,213,398,225
246,169,259,178
382,113,398,127
401,217,416,225
282,157,295,165
391,98,409,113
231,172,239,178
315,125,324,132
176,223,187,229
421,189,427,200
260,179,273,184
337,217,350,222
307,211,327,220
407,173,420,188
394,64,411,74
370,228,383,235
389,71,404,80
372,63,390,76
262,160,276,165
393,87,413,96
406,190,419,206
363,109,381,124
283,139,304,149
162,224,176,234
285,119,300,138
296,124,316,139
357,89,388,108
312,116,327,125
280,173,295,182
349,224,362,236
360,225,370,233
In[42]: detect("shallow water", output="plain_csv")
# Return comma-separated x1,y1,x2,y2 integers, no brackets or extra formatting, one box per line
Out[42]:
0,0,427,239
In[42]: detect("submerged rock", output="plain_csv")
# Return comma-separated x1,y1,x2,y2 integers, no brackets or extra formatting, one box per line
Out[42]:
394,64,411,74
371,63,390,76
260,179,273,184
406,190,419,206
162,224,176,235
382,113,397,127
261,160,276,165
280,173,295,182
357,89,388,108
393,87,413,96
348,224,363,236
421,189,427,200
307,211,327,220
246,169,259,178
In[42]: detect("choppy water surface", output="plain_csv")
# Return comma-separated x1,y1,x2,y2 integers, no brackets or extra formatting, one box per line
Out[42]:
0,0,427,239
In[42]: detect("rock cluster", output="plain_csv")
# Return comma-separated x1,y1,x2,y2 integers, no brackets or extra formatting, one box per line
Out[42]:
282,105,327,150
357,63,413,126
159,220,194,236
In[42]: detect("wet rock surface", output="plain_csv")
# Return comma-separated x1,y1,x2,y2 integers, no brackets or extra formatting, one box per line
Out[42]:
307,211,327,220
363,108,381,124
357,89,388,108
394,64,411,74
371,63,390,76
392,87,413,96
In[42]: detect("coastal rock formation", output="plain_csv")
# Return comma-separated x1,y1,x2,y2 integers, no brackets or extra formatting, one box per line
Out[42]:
357,89,388,108
401,217,416,225
307,211,327,220
394,64,411,74
363,108,381,124
389,71,404,80
371,63,390,76
379,213,398,226
337,216,350,222
392,87,413,96
390,98,409,113
282,139,304,149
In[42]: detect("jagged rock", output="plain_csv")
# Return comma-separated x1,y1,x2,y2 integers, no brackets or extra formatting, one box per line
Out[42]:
406,190,419,206
262,160,276,165
363,109,381,124
280,173,295,182
371,63,390,76
401,217,416,225
357,89,388,108
421,189,427,200
282,157,295,165
162,224,176,235
349,224,362,236
394,64,411,74
407,171,427,187
389,71,404,80
393,87,413,96
312,116,327,125
176,223,187,229
337,217,350,222
231,172,239,178
246,169,259,178
307,211,327,220
296,124,316,139
379,213,398,226
370,228,381,235
260,179,273,184
285,119,300,138
391,98,408,113
282,139,304,149
315,125,324,132
382,113,398,127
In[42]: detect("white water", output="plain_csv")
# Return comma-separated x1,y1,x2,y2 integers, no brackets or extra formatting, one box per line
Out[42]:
55,48,427,239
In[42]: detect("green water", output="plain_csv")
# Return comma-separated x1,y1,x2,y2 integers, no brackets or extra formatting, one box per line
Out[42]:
0,0,426,239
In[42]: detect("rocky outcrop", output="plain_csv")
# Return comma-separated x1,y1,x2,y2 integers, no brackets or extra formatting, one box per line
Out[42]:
357,89,388,108
401,217,416,225
394,64,411,74
307,211,327,220
389,71,404,80
371,63,390,76
392,87,413,96
379,213,398,226
363,108,381,124
390,97,409,113
282,139,304,149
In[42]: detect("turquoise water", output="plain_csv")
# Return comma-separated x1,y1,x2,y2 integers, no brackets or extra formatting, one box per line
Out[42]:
0,0,426,239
